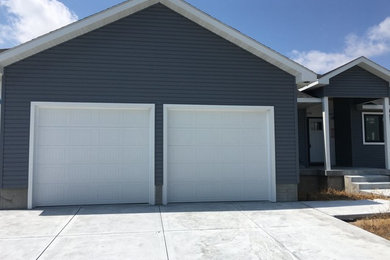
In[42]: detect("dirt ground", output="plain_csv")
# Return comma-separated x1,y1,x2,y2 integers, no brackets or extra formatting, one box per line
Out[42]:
352,214,390,240
299,188,389,201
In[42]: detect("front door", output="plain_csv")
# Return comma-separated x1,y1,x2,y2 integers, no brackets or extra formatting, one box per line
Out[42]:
308,118,325,164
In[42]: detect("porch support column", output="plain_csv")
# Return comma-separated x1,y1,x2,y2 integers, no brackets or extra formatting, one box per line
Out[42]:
383,97,390,169
322,97,331,170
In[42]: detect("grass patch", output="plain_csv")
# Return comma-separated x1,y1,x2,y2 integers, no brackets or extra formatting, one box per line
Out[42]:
299,188,389,201
352,214,390,240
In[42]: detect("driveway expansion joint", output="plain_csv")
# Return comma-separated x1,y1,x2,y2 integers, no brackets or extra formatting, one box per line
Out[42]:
36,206,81,259
158,206,170,260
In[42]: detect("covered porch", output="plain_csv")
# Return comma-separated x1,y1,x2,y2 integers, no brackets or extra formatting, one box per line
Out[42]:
296,57,390,196
298,97,390,172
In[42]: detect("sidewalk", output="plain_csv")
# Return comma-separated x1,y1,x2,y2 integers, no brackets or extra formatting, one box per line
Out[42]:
302,199,390,219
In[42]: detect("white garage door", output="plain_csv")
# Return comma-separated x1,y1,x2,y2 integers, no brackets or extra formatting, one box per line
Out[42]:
29,103,154,208
164,105,276,203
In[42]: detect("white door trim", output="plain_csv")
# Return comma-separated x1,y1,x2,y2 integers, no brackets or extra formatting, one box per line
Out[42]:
162,104,276,204
28,102,155,209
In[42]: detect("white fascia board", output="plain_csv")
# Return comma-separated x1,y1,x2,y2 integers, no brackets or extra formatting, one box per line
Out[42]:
298,80,321,91
161,0,317,84
300,57,390,92
319,57,390,85
0,0,159,67
297,98,322,103
362,104,382,110
0,0,316,85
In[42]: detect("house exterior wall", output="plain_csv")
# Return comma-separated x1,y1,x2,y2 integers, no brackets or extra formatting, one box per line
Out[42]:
350,106,386,168
0,4,298,202
307,66,390,98
298,98,386,170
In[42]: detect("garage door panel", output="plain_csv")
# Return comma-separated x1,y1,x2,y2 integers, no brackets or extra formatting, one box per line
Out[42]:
220,111,243,127
38,127,69,145
168,111,196,128
220,129,242,145
38,109,70,126
243,182,269,198
119,110,150,127
168,163,197,182
66,147,101,164
242,146,267,162
195,111,220,125
35,166,67,184
36,147,66,164
34,183,66,205
195,146,219,163
98,128,123,145
122,128,150,145
32,104,153,207
195,128,221,144
68,109,101,127
241,129,268,146
166,106,274,203
69,128,100,145
216,147,244,163
168,128,194,145
195,165,221,182
168,146,196,163
167,182,196,202
244,163,268,178
241,112,267,127
219,164,244,180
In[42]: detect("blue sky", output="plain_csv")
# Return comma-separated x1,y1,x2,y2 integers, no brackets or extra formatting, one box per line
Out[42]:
0,0,389,73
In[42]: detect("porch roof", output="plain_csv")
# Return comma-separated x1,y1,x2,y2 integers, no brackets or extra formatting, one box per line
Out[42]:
299,57,390,92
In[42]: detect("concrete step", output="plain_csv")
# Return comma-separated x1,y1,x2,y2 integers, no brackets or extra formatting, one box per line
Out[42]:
357,182,390,190
347,175,390,183
360,189,390,197
328,168,390,176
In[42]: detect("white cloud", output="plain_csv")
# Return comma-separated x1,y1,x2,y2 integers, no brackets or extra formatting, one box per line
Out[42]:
0,0,77,46
291,17,390,74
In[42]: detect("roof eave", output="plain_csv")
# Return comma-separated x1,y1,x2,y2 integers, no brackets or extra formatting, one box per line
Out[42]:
0,0,159,67
0,0,317,84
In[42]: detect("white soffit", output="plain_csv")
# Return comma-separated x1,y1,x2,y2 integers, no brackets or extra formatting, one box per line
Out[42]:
0,0,316,85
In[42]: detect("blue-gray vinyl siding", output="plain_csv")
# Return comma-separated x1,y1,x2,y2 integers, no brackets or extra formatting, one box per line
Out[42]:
307,66,390,98
1,4,298,188
350,107,385,168
298,99,386,169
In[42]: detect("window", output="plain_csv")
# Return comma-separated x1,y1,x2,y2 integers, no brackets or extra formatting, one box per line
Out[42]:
363,113,384,144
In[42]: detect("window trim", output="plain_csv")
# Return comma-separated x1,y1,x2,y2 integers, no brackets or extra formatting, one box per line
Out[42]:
362,112,385,145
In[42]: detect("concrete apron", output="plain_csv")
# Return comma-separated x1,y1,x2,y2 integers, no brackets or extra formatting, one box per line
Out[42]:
0,202,389,260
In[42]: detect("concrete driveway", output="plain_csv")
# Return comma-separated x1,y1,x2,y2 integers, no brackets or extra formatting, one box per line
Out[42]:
1,202,390,260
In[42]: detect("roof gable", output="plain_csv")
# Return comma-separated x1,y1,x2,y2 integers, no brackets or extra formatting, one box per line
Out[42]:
300,56,390,91
0,0,316,85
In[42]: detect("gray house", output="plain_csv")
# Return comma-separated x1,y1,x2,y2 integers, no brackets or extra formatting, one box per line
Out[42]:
0,0,388,209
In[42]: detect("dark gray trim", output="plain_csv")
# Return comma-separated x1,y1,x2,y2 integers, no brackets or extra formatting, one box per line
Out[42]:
297,108,309,168
333,98,353,167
